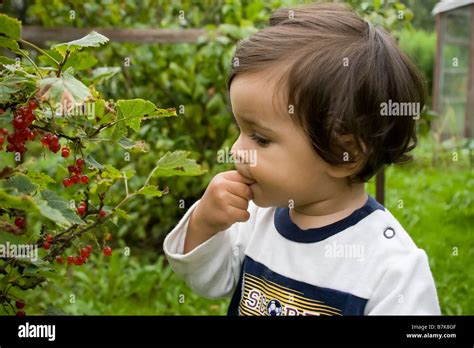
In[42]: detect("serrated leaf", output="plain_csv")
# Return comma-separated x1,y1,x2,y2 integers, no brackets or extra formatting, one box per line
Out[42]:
51,31,109,56
39,190,84,226
137,185,164,197
36,71,91,108
3,174,37,194
117,99,158,132
101,165,123,179
152,151,205,178
0,14,21,40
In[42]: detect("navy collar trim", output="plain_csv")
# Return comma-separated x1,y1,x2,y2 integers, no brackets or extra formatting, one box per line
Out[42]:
274,195,384,243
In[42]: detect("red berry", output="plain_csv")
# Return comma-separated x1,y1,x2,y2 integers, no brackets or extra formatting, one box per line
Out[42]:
68,165,80,174
15,299,25,309
103,246,112,257
75,256,85,265
61,146,70,158
28,100,38,110
0,108,4,115
77,205,86,216
41,135,49,146
49,141,61,153
80,247,90,258
80,175,89,184
76,158,85,168
49,134,59,144
67,255,75,264
99,210,106,218
13,117,26,129
46,234,53,243
0,136,3,145
56,256,64,264
79,201,87,208
14,216,26,229
63,178,72,187
6,143,15,152
105,233,112,241
86,244,93,252
71,174,80,184
15,310,26,316
26,129,35,140
0,128,8,135
43,242,50,250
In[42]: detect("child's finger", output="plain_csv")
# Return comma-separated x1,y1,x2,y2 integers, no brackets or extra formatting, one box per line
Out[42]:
225,192,251,211
221,170,256,186
224,179,253,201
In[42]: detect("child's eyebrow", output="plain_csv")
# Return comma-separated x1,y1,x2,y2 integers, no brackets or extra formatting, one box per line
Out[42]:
232,112,275,133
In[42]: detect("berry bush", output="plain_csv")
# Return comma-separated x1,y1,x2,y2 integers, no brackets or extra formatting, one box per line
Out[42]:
0,13,204,315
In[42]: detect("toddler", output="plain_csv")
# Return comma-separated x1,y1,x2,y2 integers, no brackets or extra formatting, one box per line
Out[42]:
164,3,440,316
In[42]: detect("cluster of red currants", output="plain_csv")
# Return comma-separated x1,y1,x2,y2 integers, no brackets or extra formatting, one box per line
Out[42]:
64,158,89,187
0,101,38,154
40,133,61,153
15,299,26,316
54,244,112,266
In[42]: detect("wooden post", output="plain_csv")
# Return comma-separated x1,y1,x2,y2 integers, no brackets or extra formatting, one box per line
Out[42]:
21,26,208,45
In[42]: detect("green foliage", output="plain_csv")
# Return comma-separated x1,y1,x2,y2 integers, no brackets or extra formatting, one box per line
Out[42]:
0,12,205,314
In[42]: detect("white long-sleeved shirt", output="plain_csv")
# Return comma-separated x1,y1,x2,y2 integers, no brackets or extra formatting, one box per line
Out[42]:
163,195,440,316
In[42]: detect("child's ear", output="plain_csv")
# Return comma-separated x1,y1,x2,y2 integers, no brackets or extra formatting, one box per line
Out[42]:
325,135,367,179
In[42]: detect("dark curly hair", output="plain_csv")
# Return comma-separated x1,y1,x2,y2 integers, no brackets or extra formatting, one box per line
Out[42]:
227,3,425,182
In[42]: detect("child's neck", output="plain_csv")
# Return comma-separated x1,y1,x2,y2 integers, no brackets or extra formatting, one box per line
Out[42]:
289,183,368,230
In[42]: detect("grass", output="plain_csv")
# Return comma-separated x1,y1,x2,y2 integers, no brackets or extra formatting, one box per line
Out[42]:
12,136,473,315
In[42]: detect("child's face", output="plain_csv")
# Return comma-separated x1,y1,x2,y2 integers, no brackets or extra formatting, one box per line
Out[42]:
229,72,340,209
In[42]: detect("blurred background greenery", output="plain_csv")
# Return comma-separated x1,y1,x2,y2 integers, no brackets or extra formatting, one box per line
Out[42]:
1,0,472,315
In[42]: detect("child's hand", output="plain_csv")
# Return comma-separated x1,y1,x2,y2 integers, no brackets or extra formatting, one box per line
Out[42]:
184,170,255,252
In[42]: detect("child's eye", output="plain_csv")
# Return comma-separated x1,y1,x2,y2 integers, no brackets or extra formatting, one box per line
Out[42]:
249,133,269,146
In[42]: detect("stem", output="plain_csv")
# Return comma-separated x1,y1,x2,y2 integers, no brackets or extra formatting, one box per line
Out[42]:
56,49,70,77
17,50,43,78
122,171,129,196
20,39,60,65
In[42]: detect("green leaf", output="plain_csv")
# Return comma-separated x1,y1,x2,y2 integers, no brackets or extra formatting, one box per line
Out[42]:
85,154,104,170
39,190,84,226
62,51,98,71
94,99,106,119
27,171,56,189
0,231,31,246
116,99,158,132
51,31,109,56
114,208,131,220
0,37,20,51
0,13,21,40
0,189,39,212
118,137,147,152
90,67,121,84
36,71,91,108
152,151,205,178
3,174,37,194
137,185,164,197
